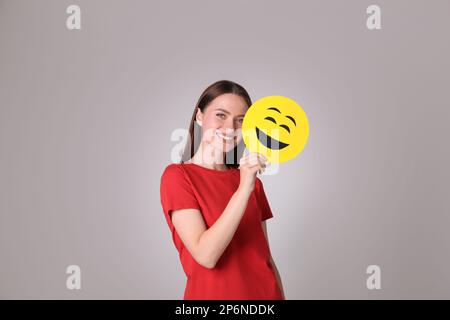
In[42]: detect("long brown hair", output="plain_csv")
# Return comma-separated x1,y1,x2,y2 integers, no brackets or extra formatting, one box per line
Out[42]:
181,80,252,168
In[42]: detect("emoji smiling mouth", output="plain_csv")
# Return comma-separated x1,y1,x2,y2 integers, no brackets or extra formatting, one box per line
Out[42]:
255,127,289,150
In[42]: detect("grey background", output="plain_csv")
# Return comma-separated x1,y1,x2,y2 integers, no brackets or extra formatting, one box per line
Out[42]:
1,0,449,299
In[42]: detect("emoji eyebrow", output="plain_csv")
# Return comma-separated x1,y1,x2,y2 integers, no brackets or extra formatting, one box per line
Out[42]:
286,115,296,126
267,107,281,113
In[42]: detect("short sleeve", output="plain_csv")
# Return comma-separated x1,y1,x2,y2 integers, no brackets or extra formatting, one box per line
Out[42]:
256,177,274,221
160,164,201,220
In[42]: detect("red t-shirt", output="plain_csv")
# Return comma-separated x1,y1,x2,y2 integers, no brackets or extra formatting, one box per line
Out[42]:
160,162,283,300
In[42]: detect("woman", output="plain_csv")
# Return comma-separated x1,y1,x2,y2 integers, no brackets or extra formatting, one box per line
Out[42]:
160,80,285,300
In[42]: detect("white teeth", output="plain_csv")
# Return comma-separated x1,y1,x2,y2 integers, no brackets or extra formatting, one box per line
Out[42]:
216,132,235,141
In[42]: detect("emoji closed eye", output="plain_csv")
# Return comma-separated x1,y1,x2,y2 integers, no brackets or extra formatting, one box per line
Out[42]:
265,116,290,133
264,116,277,124
279,124,290,133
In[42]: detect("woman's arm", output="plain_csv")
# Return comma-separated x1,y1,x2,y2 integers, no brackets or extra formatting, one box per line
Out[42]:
262,221,286,299
171,153,266,269
172,186,252,269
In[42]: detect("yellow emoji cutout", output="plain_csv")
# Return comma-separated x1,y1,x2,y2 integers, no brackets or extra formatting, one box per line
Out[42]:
242,95,309,164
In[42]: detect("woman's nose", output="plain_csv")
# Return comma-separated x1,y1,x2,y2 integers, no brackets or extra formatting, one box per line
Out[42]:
225,119,237,130
223,123,236,133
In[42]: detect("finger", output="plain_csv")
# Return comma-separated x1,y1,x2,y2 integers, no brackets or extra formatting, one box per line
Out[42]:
248,163,264,173
258,165,266,175
239,155,249,165
251,154,267,166
250,157,266,168
248,158,259,166
257,154,268,164
248,153,268,165
258,166,265,174
248,154,262,165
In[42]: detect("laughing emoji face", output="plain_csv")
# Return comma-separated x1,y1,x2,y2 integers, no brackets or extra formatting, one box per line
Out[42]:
242,95,309,164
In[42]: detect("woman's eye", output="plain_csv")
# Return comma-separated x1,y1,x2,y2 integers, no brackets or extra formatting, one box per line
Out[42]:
216,113,226,119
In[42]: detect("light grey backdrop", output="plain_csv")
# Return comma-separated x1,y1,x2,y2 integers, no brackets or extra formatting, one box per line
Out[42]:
1,0,449,299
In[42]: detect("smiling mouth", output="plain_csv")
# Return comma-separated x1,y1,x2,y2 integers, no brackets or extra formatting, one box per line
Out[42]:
255,127,289,150
215,131,237,143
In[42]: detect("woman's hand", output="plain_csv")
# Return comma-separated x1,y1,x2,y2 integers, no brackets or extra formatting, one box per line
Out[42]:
238,152,268,193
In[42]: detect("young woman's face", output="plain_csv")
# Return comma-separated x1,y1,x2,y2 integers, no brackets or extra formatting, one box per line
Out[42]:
196,93,249,154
